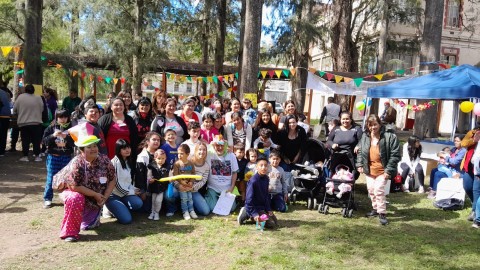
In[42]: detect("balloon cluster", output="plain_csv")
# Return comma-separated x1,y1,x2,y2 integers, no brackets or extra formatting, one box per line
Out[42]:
460,101,480,115
394,99,437,112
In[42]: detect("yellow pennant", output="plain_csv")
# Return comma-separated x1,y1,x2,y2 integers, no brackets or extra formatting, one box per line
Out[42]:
228,88,233,92
290,67,296,76
207,77,213,83
1,46,13,57
72,70,78,77
260,71,268,78
197,77,203,81
55,64,62,69
374,74,384,81
113,78,119,85
343,77,353,83
275,70,282,78
334,75,343,84
224,75,229,81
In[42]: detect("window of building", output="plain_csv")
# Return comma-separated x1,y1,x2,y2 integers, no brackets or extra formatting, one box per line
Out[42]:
441,55,457,66
186,83,192,93
446,0,461,28
174,82,179,92
385,53,414,71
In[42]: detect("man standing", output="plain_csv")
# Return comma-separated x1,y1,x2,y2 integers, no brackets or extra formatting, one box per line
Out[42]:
320,97,341,136
381,101,397,125
62,90,81,115
0,86,12,156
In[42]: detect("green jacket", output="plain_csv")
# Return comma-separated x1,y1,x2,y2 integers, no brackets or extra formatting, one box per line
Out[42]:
355,127,400,176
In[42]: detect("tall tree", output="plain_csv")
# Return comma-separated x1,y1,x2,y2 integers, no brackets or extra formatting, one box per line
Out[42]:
132,0,144,94
413,0,444,139
23,0,43,86
239,0,263,97
214,0,227,92
237,0,246,92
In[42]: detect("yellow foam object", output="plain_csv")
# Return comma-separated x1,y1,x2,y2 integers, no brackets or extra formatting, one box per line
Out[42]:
155,175,203,182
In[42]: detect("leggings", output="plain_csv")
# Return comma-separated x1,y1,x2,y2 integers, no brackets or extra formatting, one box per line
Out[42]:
400,162,425,186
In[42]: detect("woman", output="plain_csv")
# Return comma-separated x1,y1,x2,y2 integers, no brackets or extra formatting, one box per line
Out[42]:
212,112,225,137
98,98,138,159
327,111,363,156
428,135,466,198
225,111,253,152
399,135,425,193
164,142,211,216
277,114,307,171
150,97,189,145
132,96,153,142
356,114,400,225
278,100,297,130
222,98,231,114
460,128,480,222
152,90,167,116
105,139,143,224
58,135,116,242
224,97,242,124
117,90,137,112
252,109,278,145
177,98,201,125
43,88,58,115
258,100,280,126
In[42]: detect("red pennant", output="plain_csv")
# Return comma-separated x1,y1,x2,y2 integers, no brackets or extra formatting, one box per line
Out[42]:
209,94,214,98
268,70,275,78
97,76,103,82
120,77,126,84
81,72,86,79
325,73,334,81
218,76,223,83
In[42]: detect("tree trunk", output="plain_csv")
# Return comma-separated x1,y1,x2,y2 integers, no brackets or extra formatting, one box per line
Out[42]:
132,0,144,94
413,0,444,139
70,6,79,53
237,0,246,93
239,0,263,97
214,0,226,76
201,0,212,95
376,0,390,74
331,0,357,72
23,0,43,86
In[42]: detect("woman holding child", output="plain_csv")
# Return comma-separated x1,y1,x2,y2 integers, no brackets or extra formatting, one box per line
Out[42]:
252,109,278,146
151,97,189,145
356,114,400,226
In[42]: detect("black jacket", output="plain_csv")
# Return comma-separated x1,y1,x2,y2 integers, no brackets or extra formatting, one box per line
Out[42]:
150,114,189,142
42,123,75,156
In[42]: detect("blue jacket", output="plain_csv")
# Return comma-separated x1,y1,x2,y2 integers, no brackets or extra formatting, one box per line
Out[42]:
0,89,12,117
245,173,271,217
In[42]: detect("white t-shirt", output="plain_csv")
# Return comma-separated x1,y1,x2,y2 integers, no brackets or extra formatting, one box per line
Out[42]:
207,151,239,193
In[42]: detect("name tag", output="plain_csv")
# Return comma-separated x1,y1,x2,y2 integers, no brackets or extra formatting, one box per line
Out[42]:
99,177,107,184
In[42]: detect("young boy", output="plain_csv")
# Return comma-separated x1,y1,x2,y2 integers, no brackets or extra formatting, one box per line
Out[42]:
234,143,248,202
182,121,203,158
238,156,278,228
161,128,178,170
268,151,288,212
173,144,197,220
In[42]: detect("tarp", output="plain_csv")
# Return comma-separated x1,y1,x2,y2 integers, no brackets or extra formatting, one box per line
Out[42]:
367,64,480,99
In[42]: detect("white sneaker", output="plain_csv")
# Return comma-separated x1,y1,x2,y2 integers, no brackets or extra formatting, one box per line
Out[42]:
148,212,155,220
183,212,191,220
34,156,42,162
43,200,52,209
189,211,198,219
153,213,160,221
102,205,112,218
418,186,425,194
19,156,29,162
166,212,174,217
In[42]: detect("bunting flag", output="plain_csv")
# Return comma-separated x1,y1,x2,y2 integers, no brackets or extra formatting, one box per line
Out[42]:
282,69,290,78
55,64,62,69
105,77,112,84
113,78,119,85
213,76,218,84
72,70,78,77
187,76,192,82
374,74,384,81
260,71,268,79
267,70,275,78
235,72,239,79
120,77,126,84
343,77,353,83
81,72,86,80
89,74,94,82
13,46,20,56
218,76,223,83
326,73,334,81
396,69,405,75
97,75,104,82
334,75,343,84
290,67,296,76
318,71,326,77
308,67,317,74
207,77,213,83
353,78,364,87
275,70,282,78
1,46,13,57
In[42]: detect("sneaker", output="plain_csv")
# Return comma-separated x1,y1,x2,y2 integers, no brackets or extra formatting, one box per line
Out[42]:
418,186,425,194
379,214,388,225
189,211,198,219
148,212,155,220
153,213,160,221
34,156,42,162
102,205,112,218
43,200,52,209
467,211,475,221
166,212,174,217
427,191,436,200
365,210,379,218
183,212,191,220
39,152,45,157
237,207,248,225
472,221,480,229
19,156,29,162
64,237,78,242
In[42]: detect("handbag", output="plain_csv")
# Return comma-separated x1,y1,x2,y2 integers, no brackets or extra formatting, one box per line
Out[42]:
53,160,74,190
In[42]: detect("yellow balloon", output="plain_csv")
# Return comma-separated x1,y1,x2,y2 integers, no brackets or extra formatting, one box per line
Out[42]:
460,101,474,113
355,101,366,111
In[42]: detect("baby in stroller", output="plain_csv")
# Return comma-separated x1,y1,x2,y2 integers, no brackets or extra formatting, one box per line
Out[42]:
326,165,354,199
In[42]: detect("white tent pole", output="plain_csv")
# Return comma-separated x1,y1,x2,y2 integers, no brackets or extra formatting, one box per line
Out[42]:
451,100,459,142
471,98,476,130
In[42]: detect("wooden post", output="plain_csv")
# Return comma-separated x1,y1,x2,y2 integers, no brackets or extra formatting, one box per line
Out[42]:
162,71,167,93
306,89,313,123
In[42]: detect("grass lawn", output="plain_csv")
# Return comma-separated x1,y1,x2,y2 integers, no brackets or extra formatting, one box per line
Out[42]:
2,175,480,270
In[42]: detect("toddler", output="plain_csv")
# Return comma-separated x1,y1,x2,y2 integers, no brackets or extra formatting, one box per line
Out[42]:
147,149,169,220
246,148,259,177
253,128,279,158
234,143,249,202
200,113,219,144
268,151,288,212
437,148,457,178
173,144,197,220
326,165,354,199
161,128,178,170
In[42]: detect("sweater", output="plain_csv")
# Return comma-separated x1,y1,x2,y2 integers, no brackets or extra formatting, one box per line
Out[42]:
245,173,271,217
13,93,43,127
0,89,11,117
268,166,287,195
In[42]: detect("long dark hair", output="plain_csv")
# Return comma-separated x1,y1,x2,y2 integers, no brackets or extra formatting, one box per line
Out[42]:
115,139,131,169
407,135,422,160
138,131,161,152
135,96,153,119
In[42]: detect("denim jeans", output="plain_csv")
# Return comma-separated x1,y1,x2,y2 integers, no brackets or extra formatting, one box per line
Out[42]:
429,168,448,191
164,186,210,216
462,171,480,211
204,188,237,213
106,194,143,224
180,191,194,213
44,154,71,201
270,193,286,212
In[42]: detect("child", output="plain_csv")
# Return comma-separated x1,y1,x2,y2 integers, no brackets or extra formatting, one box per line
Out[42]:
147,149,169,221
200,113,219,144
326,165,354,199
182,121,203,158
173,144,197,220
161,128,178,170
437,148,457,178
234,143,249,202
246,148,258,175
237,156,278,228
42,109,75,208
253,128,279,158
268,151,288,212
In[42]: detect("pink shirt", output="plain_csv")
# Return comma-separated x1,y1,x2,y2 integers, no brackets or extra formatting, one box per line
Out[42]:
200,127,219,144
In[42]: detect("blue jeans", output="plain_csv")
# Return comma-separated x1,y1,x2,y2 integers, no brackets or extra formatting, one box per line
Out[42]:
204,188,237,213
106,194,143,224
462,172,480,211
429,168,448,191
164,187,210,216
180,191,194,213
44,154,71,201
270,193,286,212
475,196,480,222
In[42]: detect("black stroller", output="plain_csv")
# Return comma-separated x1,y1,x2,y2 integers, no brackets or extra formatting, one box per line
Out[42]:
318,149,357,218
289,138,328,210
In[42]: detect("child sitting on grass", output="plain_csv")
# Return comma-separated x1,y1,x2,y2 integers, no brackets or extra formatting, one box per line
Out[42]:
237,156,278,228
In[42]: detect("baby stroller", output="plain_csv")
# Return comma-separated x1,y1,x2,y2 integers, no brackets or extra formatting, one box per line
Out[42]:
318,149,357,218
289,138,328,210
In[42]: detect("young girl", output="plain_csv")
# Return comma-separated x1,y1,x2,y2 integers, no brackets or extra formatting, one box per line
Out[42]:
173,144,197,220
147,149,169,220
246,148,259,177
200,113,218,144
226,112,252,152
399,135,425,193
253,128,279,158
42,109,75,208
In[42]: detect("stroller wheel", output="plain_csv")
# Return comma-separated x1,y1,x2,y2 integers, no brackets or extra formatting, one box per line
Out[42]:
318,204,324,213
307,197,314,210
341,208,347,217
323,205,329,215
347,209,354,218
313,198,318,209
290,193,297,204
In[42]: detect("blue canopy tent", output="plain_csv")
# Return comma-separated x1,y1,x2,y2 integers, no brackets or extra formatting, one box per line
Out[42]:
367,64,480,139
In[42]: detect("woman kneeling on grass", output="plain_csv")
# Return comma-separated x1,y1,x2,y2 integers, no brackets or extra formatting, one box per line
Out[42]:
356,114,400,225
58,135,116,242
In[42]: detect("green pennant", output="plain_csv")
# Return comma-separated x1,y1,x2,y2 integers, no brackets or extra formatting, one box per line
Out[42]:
40,56,46,61
282,69,290,78
202,77,208,83
353,78,364,87
105,77,112,84
213,76,218,84
235,72,239,79
395,69,405,75
218,91,224,97
451,65,457,68
16,69,24,74
318,71,326,77
187,76,192,82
